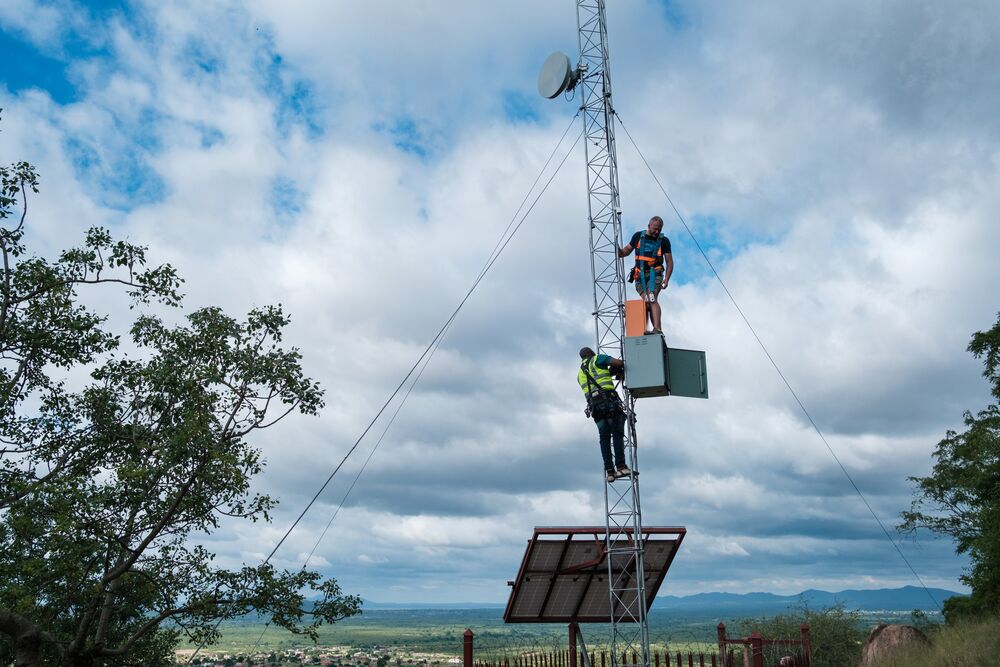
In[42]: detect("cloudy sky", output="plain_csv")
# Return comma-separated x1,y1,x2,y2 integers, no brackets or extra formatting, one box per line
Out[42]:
2,0,998,606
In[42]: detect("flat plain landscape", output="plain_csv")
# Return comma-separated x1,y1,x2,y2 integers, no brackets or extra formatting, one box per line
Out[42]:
178,605,936,657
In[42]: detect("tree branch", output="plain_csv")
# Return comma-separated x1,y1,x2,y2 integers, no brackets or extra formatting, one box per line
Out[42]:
101,457,209,586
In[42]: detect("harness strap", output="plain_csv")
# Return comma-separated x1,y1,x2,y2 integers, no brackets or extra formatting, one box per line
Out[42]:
634,234,665,270
580,358,600,396
581,358,618,402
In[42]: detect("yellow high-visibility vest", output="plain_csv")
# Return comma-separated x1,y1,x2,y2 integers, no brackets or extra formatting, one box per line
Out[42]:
577,357,615,396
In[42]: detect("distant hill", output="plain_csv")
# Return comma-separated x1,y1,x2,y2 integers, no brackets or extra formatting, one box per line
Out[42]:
652,586,965,613
362,586,965,613
361,600,505,610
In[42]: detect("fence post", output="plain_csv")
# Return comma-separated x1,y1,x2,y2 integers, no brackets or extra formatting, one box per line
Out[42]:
569,623,580,667
716,623,726,666
749,633,762,667
800,624,810,667
464,629,474,667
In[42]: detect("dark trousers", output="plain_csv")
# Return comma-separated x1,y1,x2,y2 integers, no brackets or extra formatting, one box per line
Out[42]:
595,411,627,472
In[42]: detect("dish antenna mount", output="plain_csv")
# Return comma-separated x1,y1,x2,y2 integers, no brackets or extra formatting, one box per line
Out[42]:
537,51,581,99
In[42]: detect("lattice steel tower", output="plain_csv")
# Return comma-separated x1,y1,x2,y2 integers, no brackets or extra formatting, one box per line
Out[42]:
576,2,650,666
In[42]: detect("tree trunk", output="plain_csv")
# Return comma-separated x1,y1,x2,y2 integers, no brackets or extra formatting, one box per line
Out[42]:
14,634,42,667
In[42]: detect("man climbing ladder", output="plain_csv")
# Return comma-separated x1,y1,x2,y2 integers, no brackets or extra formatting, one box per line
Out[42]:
577,347,636,482
619,215,674,334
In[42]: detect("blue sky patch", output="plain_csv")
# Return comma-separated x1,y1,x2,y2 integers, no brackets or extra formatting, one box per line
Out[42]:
278,80,323,139
373,117,429,158
656,0,690,30
646,213,778,286
502,91,540,124
180,37,223,78
0,28,79,104
193,122,224,149
270,176,303,225
63,132,165,211
258,45,325,140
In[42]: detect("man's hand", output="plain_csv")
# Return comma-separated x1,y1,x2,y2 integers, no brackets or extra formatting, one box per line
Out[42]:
661,279,669,290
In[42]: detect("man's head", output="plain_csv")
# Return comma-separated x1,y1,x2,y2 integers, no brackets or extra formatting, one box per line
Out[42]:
579,346,596,360
647,216,664,237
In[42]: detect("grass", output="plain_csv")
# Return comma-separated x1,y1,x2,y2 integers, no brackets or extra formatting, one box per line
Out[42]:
864,617,1000,667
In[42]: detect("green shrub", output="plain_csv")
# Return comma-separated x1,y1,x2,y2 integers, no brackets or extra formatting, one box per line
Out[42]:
735,604,865,667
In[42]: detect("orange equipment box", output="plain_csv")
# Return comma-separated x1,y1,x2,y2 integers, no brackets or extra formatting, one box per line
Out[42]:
625,299,646,337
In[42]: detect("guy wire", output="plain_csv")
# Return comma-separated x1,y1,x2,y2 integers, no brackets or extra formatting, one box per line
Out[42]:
185,113,583,663
614,111,941,611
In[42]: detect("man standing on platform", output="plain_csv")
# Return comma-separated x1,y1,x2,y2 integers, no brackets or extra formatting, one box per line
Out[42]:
618,215,673,334
578,347,635,482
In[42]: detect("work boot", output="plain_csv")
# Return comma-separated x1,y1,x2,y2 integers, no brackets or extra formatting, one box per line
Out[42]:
616,465,637,478
606,470,617,483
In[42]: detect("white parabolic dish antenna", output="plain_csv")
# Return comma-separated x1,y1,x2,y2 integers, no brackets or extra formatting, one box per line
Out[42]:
537,51,577,99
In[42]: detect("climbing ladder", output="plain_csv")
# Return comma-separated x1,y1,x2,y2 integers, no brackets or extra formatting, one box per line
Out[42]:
576,2,651,666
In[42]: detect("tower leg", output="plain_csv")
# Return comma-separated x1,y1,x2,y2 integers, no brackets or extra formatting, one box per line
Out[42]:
575,1,651,665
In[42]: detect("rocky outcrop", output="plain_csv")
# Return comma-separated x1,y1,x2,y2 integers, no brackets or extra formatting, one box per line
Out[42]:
859,624,929,666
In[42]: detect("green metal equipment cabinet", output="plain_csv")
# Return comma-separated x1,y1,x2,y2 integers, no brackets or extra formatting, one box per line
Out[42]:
623,336,708,400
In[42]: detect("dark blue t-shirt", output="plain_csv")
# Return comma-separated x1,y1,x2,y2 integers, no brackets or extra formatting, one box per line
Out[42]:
630,231,672,256
594,354,613,369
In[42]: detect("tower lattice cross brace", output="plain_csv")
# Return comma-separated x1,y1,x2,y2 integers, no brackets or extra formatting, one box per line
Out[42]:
576,1,651,666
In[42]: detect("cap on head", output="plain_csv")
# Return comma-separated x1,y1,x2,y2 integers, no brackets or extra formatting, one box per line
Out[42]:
579,346,596,359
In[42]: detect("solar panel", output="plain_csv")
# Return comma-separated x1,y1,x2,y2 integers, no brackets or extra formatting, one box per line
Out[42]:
503,526,686,623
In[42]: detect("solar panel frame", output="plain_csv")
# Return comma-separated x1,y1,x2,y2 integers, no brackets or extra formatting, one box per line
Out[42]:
503,526,686,623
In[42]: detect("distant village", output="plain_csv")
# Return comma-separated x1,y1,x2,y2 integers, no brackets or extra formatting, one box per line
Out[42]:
180,646,463,667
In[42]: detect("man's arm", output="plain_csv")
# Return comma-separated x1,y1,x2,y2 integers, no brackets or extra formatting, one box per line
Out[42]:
661,253,674,287
595,354,624,372
610,357,624,380
618,233,640,258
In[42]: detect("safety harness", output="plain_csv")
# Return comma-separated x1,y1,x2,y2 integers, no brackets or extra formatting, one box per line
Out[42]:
630,233,665,283
578,357,621,421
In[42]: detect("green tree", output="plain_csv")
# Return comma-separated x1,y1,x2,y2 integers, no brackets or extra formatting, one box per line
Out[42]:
0,125,360,665
900,312,1000,621
0,161,181,510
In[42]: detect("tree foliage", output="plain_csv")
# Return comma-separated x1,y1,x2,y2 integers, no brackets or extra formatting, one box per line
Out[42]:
0,118,360,665
901,312,1000,621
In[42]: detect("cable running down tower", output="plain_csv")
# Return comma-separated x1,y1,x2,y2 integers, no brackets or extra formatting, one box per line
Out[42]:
535,3,708,666
575,3,648,665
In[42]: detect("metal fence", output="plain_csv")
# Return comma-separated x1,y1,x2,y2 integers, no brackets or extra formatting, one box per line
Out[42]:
716,623,811,667
464,629,721,667
464,623,811,667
